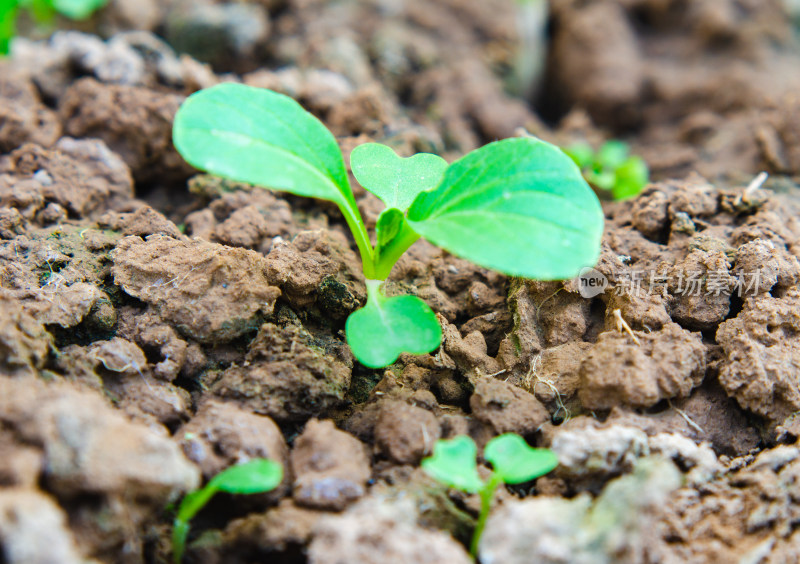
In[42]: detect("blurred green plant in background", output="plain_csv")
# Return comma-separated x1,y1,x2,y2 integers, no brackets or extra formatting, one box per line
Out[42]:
0,0,107,55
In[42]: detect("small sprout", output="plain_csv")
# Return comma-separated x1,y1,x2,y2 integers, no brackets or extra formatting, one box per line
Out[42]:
172,458,283,564
422,434,558,558
173,84,604,368
0,0,108,56
564,140,649,200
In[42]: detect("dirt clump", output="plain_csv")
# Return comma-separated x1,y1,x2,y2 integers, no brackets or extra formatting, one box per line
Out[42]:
291,419,371,511
0,489,87,564
209,321,352,423
579,322,706,410
0,68,61,153
716,291,800,424
178,399,290,498
112,234,281,343
308,496,472,564
374,400,441,465
59,78,194,183
470,377,550,436
0,377,198,561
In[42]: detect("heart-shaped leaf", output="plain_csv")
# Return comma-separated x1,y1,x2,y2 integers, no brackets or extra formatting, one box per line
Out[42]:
346,281,441,368
422,436,484,493
174,83,352,208
484,434,558,484
351,143,447,211
209,459,283,494
407,137,604,280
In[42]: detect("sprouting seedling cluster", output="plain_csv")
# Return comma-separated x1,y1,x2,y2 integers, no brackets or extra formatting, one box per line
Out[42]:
422,434,558,558
173,83,604,368
0,0,108,55
172,458,282,564
564,140,649,200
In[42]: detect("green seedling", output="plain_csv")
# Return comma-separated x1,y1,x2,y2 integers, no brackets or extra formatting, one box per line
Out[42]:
0,0,107,55
172,458,282,564
173,83,604,368
422,434,558,558
564,139,649,200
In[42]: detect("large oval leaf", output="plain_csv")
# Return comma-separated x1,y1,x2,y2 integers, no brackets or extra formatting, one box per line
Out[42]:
173,83,351,206
351,143,447,211
407,137,604,280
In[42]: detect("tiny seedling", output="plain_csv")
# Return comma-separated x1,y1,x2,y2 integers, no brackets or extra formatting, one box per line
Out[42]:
172,458,282,564
173,83,604,368
564,140,649,200
422,434,558,558
0,0,108,55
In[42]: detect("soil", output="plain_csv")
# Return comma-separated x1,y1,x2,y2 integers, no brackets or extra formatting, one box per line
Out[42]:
1,0,800,563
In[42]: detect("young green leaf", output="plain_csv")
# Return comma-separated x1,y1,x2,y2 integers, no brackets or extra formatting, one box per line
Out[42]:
407,137,604,280
207,458,283,494
421,435,484,493
375,208,404,252
173,83,376,276
611,156,649,200
346,281,441,368
51,0,106,19
596,140,630,170
173,83,351,206
564,142,594,170
172,459,283,564
0,0,16,55
484,433,558,484
351,143,448,211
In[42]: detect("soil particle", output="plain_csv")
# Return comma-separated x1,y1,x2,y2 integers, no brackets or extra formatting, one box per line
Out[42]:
223,498,322,554
291,419,371,511
549,1,644,127
0,68,61,153
521,341,592,417
480,457,682,564
604,383,762,458
470,377,550,436
178,399,290,497
0,294,51,377
760,93,800,175
0,488,87,564
308,496,471,564
112,234,281,343
99,204,184,239
0,377,198,560
716,291,800,423
264,229,365,316
579,322,706,410
655,445,800,562
605,290,671,332
732,238,800,295
210,322,351,423
185,175,296,248
12,31,216,98
664,250,734,330
59,78,193,183
0,377,199,496
0,433,42,489
374,400,440,465
116,306,195,381
441,319,501,381
1,139,134,220
547,421,650,491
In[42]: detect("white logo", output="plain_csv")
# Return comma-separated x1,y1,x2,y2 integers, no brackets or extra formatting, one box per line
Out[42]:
578,267,608,298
